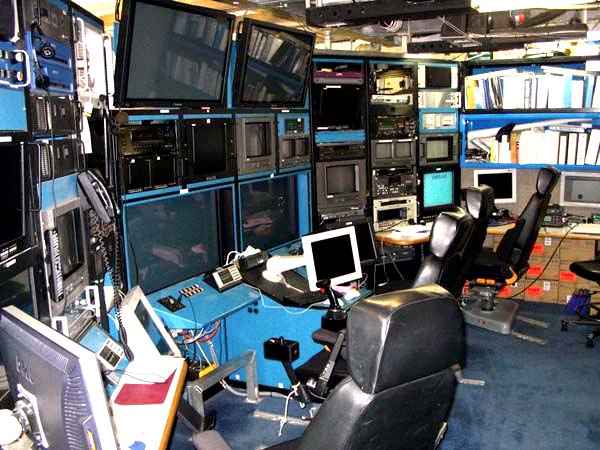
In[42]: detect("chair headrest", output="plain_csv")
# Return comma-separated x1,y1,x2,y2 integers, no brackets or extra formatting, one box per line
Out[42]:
347,284,465,394
429,210,474,259
537,166,560,196
464,185,495,220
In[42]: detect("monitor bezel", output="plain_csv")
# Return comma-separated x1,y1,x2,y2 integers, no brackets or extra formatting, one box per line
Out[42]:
114,0,235,108
233,18,315,108
473,168,517,204
560,171,600,208
121,285,182,358
301,226,362,292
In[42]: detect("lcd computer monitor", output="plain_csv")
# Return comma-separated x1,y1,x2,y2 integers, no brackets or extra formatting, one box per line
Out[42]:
302,226,362,292
114,0,234,107
121,286,181,358
421,168,457,219
240,175,299,250
234,19,315,107
0,306,118,449
474,168,517,204
124,187,235,294
560,171,600,208
323,218,377,266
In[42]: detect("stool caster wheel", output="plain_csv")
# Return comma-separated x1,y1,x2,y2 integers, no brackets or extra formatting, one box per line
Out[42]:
561,321,568,332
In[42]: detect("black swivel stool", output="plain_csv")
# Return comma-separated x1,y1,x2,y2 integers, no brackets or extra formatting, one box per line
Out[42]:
561,259,600,348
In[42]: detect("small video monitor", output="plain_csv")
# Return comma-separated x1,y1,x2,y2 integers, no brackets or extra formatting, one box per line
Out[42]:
301,226,362,291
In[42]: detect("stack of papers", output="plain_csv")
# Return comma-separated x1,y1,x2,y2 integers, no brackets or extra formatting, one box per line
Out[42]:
391,224,431,237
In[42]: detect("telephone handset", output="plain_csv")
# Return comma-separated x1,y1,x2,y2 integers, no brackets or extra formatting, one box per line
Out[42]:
77,170,116,224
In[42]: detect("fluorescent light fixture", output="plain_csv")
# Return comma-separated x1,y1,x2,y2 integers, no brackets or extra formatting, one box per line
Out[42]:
472,0,596,13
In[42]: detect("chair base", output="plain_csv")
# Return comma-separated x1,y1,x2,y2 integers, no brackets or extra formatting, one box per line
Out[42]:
462,299,519,335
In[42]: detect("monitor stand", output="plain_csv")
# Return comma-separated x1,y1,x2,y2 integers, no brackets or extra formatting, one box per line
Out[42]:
462,298,519,335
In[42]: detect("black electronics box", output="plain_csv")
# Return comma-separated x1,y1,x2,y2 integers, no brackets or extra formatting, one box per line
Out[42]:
264,337,300,363
237,251,269,271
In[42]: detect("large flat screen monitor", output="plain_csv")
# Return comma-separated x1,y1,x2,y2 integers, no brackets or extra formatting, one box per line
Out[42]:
240,175,299,250
124,187,235,294
114,0,234,107
302,226,362,291
0,306,118,449
234,19,315,107
473,168,516,204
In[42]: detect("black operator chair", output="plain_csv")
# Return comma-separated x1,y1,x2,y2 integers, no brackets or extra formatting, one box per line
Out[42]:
561,260,600,347
462,166,561,334
411,209,474,297
193,284,465,450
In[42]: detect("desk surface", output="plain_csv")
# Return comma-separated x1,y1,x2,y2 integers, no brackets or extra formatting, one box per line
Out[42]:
377,222,600,245
111,356,187,450
488,224,600,240
147,276,260,329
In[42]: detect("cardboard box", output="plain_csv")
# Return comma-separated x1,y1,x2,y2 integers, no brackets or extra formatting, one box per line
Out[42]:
526,256,559,281
558,261,593,288
559,239,596,262
530,236,561,258
524,279,559,303
497,282,520,298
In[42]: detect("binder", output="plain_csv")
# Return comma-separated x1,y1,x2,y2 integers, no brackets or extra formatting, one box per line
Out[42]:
557,133,568,164
576,132,588,165
567,133,578,165
584,128,600,165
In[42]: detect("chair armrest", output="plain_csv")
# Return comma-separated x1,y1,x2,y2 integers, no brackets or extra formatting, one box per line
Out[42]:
312,328,340,347
192,430,232,450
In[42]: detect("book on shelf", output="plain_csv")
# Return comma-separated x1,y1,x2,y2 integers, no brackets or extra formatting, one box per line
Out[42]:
467,121,599,166
464,65,597,110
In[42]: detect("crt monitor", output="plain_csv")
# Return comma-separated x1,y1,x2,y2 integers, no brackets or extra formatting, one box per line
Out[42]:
473,168,517,204
421,168,456,217
560,171,600,208
0,306,118,449
114,0,234,107
302,226,362,291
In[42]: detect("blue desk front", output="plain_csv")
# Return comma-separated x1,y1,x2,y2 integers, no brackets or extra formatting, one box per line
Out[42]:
146,276,259,330
226,289,367,389
146,274,367,389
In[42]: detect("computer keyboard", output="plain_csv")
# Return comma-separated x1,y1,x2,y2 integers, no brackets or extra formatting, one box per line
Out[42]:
283,290,328,306
572,223,600,235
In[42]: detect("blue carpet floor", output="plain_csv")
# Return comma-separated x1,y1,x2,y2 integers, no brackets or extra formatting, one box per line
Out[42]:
170,301,600,450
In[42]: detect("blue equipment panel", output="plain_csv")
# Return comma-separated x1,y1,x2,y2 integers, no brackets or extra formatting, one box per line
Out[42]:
26,32,74,94
147,277,259,331
79,324,129,388
315,129,366,144
0,86,27,130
